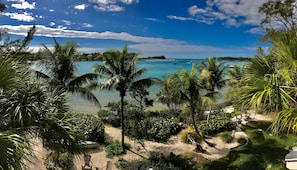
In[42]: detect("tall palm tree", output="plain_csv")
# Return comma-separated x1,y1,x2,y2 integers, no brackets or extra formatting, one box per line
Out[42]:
171,65,207,135
93,45,160,148
36,38,100,106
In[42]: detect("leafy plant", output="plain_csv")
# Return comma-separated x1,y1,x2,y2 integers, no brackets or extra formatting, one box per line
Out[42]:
219,131,233,143
105,140,130,158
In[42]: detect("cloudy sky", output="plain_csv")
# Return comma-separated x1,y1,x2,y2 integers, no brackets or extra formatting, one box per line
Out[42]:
0,0,268,58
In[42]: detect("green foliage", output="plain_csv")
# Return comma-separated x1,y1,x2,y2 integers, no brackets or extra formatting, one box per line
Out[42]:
57,152,74,170
98,109,121,127
198,116,236,136
65,112,105,143
105,140,129,158
204,121,297,169
180,127,201,144
219,131,233,143
118,151,208,170
237,137,248,145
124,109,182,142
146,117,181,142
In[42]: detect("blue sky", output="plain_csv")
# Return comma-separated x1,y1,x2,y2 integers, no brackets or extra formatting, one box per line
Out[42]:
0,0,269,59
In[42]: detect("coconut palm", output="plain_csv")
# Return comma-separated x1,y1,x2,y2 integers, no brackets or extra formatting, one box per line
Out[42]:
37,38,100,106
93,45,160,148
157,76,183,111
170,65,214,149
197,57,227,98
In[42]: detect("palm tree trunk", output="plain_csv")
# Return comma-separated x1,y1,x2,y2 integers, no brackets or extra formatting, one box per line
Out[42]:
120,95,125,149
191,106,215,148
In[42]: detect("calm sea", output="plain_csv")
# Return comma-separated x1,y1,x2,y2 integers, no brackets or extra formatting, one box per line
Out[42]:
32,59,246,114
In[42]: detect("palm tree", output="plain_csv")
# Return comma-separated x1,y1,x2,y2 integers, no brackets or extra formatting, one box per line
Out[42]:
226,65,245,87
170,65,210,139
93,45,160,148
197,57,227,98
239,55,294,113
36,38,100,106
157,76,183,111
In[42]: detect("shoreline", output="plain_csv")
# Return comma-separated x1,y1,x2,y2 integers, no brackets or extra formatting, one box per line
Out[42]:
68,98,168,114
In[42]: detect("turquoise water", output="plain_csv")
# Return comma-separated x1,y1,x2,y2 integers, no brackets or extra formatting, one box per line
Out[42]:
32,59,247,113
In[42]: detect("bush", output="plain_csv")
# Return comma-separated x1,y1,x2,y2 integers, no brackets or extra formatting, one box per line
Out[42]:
98,109,121,127
124,109,182,142
180,127,201,144
145,117,182,142
198,113,237,136
219,132,233,143
57,152,74,170
105,140,130,158
237,137,248,145
117,151,208,170
66,112,105,143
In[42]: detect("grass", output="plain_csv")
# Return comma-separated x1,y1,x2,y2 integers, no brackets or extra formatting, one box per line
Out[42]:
204,121,297,170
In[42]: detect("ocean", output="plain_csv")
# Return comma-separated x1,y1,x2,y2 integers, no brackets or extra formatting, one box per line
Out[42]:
32,59,247,114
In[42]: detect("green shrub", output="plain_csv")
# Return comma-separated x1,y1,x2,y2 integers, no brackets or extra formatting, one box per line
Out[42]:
98,109,121,127
58,152,74,170
145,117,182,142
117,151,208,170
219,131,233,143
198,115,237,136
180,127,201,144
124,109,182,142
237,137,248,145
66,112,105,143
105,140,130,158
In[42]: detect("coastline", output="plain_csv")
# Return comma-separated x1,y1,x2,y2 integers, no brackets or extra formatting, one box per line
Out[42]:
68,96,168,114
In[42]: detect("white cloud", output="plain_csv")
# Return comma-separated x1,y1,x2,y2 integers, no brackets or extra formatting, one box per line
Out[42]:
82,23,93,28
180,0,267,28
11,0,36,10
245,27,265,34
61,20,73,26
74,4,87,10
94,4,124,12
146,18,165,23
167,15,194,21
1,25,256,58
49,22,55,26
3,12,34,22
89,0,138,12
120,0,139,4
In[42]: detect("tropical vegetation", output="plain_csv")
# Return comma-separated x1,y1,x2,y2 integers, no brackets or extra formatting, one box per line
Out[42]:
93,45,161,149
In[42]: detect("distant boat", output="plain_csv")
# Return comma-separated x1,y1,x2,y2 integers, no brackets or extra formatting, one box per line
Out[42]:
187,60,192,64
229,64,235,68
173,59,177,64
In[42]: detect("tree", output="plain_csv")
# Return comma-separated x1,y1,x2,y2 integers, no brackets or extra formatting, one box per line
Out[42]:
36,38,100,106
259,0,297,30
129,85,153,111
169,64,213,149
197,57,227,98
0,29,82,169
157,76,183,111
93,45,160,148
239,54,294,113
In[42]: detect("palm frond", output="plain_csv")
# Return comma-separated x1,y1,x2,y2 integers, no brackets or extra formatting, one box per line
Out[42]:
68,86,101,107
67,73,98,87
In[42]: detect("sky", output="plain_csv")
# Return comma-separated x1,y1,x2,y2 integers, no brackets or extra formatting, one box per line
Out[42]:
0,0,270,59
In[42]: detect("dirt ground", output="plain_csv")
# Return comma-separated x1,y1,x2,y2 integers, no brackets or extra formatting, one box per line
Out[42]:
27,109,273,170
